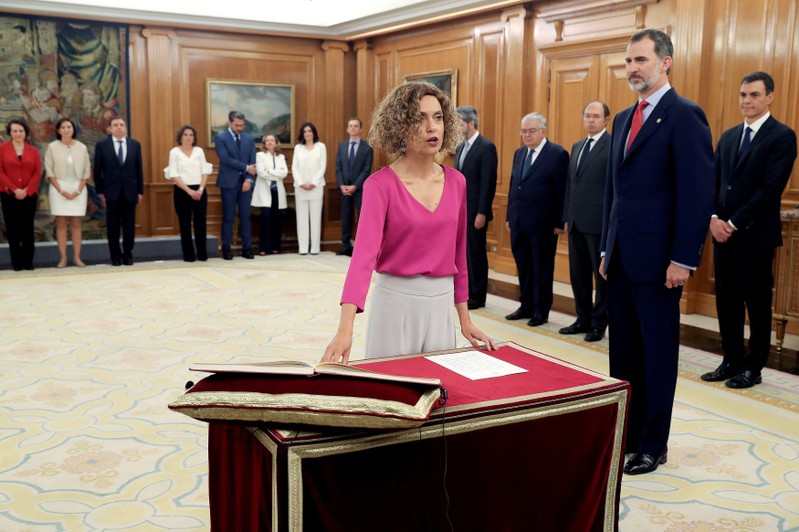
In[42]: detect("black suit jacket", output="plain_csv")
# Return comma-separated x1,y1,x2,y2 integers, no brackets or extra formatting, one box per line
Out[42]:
564,132,609,235
507,140,569,234
335,139,374,191
93,136,144,203
455,134,498,221
601,88,715,284
714,115,797,248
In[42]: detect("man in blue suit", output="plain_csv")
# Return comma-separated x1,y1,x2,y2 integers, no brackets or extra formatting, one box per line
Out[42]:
702,71,797,389
335,116,373,256
505,112,569,327
599,29,714,474
215,111,256,260
94,117,144,266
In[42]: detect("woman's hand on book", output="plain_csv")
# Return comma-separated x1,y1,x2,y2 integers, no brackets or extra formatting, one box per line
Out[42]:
321,332,352,364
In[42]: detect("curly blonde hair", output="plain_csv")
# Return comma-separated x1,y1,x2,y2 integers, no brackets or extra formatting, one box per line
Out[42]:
368,81,462,157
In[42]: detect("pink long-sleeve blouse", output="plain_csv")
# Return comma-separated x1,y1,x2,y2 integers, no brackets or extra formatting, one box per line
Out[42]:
341,165,468,312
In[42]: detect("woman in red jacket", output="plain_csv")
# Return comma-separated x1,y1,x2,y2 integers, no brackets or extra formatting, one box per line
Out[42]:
0,118,42,271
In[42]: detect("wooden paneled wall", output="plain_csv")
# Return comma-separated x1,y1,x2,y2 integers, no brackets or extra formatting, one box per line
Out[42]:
122,0,798,324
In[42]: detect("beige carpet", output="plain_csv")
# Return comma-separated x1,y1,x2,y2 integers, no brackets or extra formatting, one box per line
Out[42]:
1,254,797,531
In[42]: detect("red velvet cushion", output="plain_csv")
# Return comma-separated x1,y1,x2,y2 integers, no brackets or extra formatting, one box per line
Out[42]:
169,373,441,429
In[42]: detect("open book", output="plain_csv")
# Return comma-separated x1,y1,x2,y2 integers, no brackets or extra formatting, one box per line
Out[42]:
190,360,441,387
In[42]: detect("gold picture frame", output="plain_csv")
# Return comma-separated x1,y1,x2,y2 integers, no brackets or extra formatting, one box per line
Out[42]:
403,69,458,106
206,79,295,147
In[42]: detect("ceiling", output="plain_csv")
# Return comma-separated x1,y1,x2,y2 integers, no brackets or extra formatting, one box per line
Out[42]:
6,0,522,39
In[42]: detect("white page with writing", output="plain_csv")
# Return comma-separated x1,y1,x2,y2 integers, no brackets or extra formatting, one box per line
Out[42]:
426,351,527,380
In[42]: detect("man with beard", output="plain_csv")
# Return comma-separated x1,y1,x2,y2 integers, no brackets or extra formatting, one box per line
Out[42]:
599,29,714,474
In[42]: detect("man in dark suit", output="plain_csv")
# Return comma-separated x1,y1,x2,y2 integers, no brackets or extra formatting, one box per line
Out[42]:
455,105,498,310
702,71,797,389
335,116,373,256
215,110,257,260
599,29,714,475
560,100,610,342
94,117,144,266
505,112,569,327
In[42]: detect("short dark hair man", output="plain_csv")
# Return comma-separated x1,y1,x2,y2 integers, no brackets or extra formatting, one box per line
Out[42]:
505,112,569,326
455,105,498,309
93,117,144,266
214,111,257,260
335,116,373,256
559,100,610,342
599,29,715,475
702,71,797,389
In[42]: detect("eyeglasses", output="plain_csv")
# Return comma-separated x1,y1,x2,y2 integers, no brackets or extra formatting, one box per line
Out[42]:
520,128,542,135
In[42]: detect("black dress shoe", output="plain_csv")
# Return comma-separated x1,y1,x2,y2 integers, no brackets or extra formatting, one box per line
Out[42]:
222,250,233,260
467,300,485,310
558,322,590,335
122,256,133,266
242,249,254,259
725,370,762,389
527,315,548,327
336,248,353,256
112,258,122,267
624,451,667,475
584,328,605,342
505,308,532,321
701,361,740,382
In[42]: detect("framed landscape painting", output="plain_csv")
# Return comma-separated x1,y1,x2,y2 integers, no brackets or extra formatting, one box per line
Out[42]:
404,69,458,106
206,80,295,146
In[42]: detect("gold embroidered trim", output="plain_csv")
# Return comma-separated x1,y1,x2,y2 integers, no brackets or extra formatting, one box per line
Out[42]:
169,388,440,429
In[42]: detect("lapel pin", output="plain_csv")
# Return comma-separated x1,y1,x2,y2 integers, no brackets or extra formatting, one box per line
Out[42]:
656,118,662,124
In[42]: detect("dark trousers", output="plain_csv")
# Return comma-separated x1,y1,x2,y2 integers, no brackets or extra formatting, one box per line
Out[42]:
567,229,607,329
467,221,489,305
607,250,681,456
340,191,362,248
173,185,207,261
105,197,137,261
714,242,775,372
259,188,283,253
220,183,253,251
1,193,37,270
510,228,558,317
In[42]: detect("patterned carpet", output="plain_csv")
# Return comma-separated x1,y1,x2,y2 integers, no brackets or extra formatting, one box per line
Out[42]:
1,254,797,531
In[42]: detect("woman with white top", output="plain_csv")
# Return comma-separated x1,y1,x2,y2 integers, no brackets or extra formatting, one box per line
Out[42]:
45,118,90,268
291,122,326,255
166,124,211,262
252,134,288,255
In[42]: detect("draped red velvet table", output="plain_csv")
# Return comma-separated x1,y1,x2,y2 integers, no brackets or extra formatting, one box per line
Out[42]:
206,342,629,531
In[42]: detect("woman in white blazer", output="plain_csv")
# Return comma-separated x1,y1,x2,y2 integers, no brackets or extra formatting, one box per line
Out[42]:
252,134,288,255
45,118,91,268
291,122,326,255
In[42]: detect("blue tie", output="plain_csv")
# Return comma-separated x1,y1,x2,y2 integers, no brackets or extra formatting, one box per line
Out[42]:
348,141,356,166
738,126,752,161
577,138,593,173
116,140,124,164
522,148,533,179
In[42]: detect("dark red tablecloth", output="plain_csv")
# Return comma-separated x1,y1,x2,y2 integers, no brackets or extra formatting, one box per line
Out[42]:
207,342,628,531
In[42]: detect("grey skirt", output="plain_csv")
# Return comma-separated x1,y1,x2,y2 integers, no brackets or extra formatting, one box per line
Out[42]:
365,273,456,359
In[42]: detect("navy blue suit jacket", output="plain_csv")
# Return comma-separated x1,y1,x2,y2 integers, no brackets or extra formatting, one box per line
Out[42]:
455,134,498,221
600,88,715,284
507,140,569,234
335,139,374,191
714,115,797,248
564,133,609,235
214,130,256,189
93,136,144,203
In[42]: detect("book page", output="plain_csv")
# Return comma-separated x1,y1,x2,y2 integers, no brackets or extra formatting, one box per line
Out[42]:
316,363,441,387
189,360,315,375
425,351,527,380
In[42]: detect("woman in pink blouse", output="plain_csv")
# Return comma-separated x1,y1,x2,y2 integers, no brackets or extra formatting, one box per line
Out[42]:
322,82,495,363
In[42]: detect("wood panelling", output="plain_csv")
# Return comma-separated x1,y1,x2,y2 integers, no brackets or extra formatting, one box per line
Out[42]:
117,0,797,324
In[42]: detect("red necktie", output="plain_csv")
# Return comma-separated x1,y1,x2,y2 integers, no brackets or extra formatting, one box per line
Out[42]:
626,100,649,151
